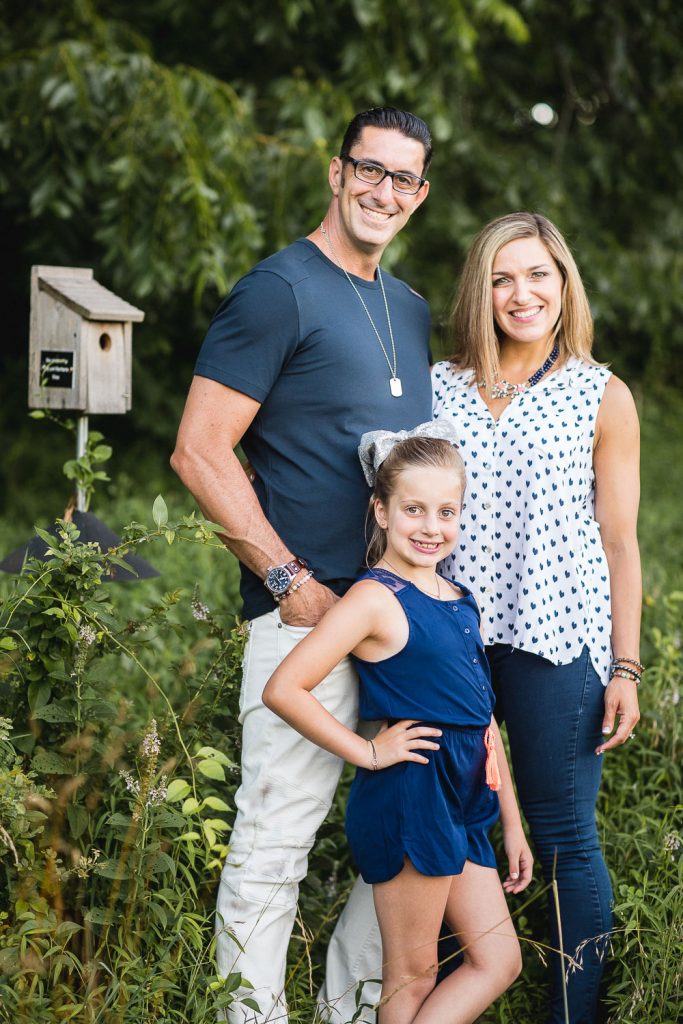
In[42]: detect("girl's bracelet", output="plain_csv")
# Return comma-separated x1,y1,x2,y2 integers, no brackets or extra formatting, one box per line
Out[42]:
368,738,379,772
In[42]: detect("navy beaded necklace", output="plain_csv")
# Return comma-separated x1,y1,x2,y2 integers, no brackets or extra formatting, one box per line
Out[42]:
485,344,560,400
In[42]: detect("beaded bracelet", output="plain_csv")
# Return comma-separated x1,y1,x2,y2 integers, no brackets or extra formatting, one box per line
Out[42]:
610,662,641,676
611,657,643,681
613,656,645,672
275,569,314,602
609,661,642,685
368,738,379,771
610,668,641,684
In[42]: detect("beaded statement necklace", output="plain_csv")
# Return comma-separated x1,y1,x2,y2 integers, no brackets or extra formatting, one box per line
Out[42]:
481,344,559,400
320,221,402,398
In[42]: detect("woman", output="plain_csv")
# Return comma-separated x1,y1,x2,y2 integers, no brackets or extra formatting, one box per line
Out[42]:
432,212,641,1024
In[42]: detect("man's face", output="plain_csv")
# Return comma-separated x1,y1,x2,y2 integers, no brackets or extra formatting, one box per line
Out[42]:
329,127,430,256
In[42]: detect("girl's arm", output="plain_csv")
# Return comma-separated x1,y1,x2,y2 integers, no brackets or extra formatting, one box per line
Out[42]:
593,375,641,754
490,717,534,894
263,582,442,769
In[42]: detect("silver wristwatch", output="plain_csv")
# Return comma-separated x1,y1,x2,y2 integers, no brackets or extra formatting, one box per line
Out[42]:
264,557,309,597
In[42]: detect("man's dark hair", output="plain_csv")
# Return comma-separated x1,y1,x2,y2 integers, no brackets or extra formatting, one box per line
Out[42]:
340,107,433,173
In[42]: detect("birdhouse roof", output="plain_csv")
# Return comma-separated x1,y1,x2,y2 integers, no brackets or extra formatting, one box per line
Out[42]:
38,273,145,323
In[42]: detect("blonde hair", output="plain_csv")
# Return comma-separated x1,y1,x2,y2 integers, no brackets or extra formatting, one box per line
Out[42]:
366,437,466,566
449,212,596,386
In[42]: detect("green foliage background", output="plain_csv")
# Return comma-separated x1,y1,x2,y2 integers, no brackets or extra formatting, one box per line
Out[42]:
0,1,681,1021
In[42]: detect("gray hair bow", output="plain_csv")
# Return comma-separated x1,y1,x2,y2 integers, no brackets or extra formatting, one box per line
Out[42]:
358,420,460,487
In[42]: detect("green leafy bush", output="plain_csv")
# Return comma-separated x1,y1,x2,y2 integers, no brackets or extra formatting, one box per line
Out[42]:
0,504,252,1023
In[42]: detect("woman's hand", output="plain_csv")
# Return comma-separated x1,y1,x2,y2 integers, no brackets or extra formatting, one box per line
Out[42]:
370,720,442,769
502,826,534,894
595,676,640,754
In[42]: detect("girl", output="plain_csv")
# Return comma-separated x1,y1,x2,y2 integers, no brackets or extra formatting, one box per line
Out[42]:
263,424,533,1024
432,212,641,1023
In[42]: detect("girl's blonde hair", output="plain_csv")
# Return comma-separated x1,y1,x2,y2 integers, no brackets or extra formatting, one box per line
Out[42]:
449,212,596,386
366,437,466,566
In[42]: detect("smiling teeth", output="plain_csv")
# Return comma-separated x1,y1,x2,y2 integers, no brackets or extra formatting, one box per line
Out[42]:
510,307,541,320
362,207,390,220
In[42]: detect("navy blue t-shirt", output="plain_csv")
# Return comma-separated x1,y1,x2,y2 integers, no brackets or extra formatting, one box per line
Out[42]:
194,238,432,619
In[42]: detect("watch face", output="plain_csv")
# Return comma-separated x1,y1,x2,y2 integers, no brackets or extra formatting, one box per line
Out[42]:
266,566,292,595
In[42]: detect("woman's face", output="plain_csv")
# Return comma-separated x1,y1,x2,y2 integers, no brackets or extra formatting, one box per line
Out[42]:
491,236,563,349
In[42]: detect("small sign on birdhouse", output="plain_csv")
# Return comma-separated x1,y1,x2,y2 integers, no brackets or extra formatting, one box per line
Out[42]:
29,266,144,414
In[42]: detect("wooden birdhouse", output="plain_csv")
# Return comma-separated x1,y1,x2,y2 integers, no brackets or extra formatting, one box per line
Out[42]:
28,266,144,414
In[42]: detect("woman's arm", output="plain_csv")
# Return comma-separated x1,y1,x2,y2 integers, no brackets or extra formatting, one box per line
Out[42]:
262,583,442,769
489,717,534,893
593,375,642,754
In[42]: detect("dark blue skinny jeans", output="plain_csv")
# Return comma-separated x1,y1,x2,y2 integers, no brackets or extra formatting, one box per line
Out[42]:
487,643,613,1024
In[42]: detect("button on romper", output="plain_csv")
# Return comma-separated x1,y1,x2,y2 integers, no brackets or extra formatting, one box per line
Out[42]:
345,568,500,884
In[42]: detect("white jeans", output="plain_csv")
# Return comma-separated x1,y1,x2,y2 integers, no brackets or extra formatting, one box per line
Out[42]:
216,609,381,1023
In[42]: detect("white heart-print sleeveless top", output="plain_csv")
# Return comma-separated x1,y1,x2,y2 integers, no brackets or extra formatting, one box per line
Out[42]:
432,356,612,684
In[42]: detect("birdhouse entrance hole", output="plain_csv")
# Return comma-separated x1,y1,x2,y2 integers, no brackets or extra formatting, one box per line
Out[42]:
99,332,112,352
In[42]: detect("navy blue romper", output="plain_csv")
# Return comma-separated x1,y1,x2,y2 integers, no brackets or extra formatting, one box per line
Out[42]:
345,568,500,884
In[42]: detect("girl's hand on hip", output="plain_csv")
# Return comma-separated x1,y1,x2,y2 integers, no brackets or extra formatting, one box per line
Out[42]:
371,720,442,769
502,827,534,894
595,677,641,754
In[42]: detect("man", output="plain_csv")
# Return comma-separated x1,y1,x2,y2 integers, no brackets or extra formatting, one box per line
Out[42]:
171,107,433,1023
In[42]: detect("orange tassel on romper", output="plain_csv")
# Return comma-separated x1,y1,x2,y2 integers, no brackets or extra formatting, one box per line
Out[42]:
484,726,502,792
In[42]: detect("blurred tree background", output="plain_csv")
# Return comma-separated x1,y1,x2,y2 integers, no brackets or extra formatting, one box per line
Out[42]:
1,0,682,527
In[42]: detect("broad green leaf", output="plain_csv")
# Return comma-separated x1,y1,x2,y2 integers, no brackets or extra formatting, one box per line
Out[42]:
94,861,131,880
32,703,75,723
203,817,230,832
28,681,51,712
197,758,225,781
32,751,74,775
152,494,168,528
203,795,232,812
147,851,176,875
66,803,89,839
166,778,191,802
195,746,234,766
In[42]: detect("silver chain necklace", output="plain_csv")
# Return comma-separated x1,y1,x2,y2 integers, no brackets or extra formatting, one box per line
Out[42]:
320,221,402,397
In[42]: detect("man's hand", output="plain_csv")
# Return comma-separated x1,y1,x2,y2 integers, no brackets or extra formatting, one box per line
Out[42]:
595,676,640,754
278,578,339,627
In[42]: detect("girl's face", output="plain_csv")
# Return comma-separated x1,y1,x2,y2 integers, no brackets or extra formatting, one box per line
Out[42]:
491,236,563,349
375,465,464,570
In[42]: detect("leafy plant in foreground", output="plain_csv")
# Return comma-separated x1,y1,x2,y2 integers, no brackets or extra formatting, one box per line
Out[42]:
0,500,252,1023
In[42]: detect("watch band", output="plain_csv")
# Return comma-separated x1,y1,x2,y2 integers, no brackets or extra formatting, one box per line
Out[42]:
264,556,309,596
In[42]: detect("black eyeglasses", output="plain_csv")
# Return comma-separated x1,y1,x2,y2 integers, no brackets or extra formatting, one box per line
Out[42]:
342,156,426,195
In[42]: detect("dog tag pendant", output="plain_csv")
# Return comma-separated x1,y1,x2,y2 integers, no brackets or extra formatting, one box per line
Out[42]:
390,377,403,397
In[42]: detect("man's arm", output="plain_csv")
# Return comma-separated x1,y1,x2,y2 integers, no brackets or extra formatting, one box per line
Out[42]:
170,375,338,625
